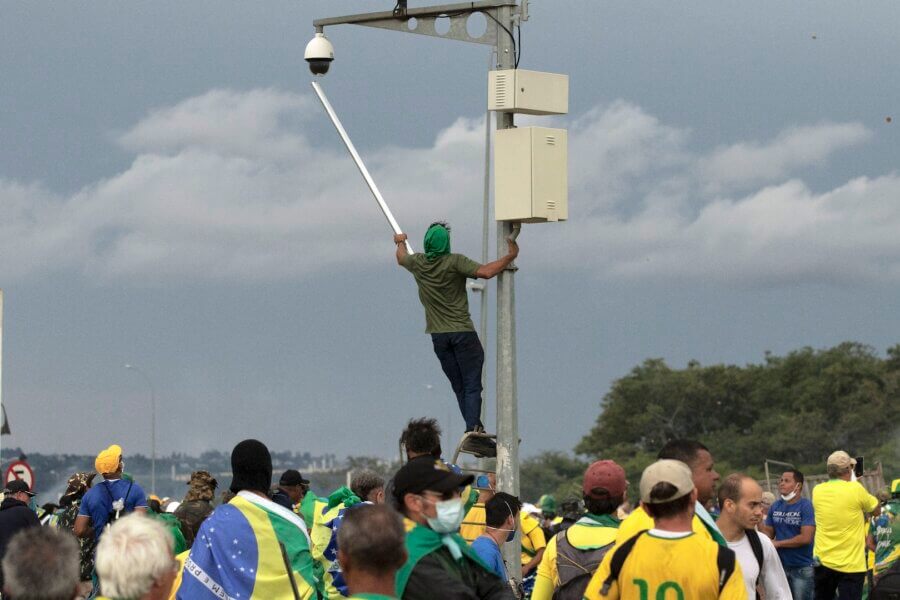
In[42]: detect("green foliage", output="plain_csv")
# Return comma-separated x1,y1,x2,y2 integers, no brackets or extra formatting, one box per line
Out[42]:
519,451,588,504
576,342,900,486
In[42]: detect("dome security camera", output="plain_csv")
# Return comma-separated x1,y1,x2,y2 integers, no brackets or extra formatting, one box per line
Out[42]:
305,32,334,76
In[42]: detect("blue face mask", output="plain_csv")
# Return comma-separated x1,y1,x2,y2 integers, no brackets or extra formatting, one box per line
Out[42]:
28,497,38,512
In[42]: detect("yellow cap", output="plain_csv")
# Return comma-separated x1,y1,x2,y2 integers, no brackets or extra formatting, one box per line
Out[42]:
95,444,123,474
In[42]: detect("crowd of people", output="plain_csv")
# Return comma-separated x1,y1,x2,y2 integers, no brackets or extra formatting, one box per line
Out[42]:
0,418,896,600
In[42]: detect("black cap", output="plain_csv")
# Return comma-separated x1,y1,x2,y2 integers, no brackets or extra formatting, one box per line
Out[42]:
279,469,310,487
5,480,35,497
392,456,474,505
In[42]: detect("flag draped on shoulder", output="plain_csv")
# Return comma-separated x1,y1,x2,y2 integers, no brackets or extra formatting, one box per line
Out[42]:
395,523,492,598
178,491,317,600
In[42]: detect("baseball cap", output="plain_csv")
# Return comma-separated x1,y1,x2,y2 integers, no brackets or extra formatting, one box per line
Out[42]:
5,480,35,497
279,469,310,487
583,460,627,499
640,459,694,504
392,456,474,504
826,450,856,470
95,444,123,474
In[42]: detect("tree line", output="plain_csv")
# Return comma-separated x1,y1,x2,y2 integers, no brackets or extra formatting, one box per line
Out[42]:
521,342,900,502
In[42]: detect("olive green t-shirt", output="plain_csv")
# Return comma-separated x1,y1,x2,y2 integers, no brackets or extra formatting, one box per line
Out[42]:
401,253,481,333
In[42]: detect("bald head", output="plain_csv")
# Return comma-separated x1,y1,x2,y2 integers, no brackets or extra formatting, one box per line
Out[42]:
718,473,764,531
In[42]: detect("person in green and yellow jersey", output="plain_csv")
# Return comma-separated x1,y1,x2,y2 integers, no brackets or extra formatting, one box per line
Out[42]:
615,439,726,546
337,504,408,600
533,459,627,600
584,460,746,600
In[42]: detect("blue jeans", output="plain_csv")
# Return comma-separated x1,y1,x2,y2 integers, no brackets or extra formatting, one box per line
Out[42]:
784,565,814,600
431,331,484,431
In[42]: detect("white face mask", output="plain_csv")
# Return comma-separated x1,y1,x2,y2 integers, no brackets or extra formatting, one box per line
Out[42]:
426,498,466,534
781,490,797,502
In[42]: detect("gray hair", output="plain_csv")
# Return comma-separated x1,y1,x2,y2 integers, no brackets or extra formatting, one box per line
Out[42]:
338,504,406,575
1,526,79,600
350,470,385,502
96,513,174,599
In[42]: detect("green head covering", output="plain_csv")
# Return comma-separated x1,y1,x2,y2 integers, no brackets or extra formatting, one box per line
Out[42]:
538,494,557,514
326,486,361,510
423,224,451,261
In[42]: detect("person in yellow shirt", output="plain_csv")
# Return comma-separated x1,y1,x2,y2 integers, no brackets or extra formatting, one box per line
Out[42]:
460,473,494,542
520,509,546,596
584,459,746,600
615,439,726,546
812,450,881,600
532,459,626,600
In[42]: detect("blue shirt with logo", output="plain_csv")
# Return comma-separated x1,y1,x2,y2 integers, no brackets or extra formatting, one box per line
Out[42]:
78,479,147,541
765,497,815,568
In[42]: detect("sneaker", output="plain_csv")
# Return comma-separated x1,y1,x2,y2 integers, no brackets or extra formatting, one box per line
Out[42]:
461,435,497,458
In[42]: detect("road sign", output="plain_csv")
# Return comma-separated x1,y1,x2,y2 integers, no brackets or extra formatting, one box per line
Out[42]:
5,459,34,491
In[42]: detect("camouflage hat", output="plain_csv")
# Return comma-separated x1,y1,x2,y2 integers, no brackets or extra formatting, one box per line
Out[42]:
60,472,96,504
184,470,218,502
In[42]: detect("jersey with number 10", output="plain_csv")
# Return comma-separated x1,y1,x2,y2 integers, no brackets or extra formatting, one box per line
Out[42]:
583,531,748,600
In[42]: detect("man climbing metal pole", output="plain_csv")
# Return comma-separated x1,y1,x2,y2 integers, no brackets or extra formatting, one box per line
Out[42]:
393,222,519,458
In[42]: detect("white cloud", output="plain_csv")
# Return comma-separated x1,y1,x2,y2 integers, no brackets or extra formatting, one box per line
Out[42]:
547,175,900,286
698,122,871,192
117,88,314,161
0,88,896,287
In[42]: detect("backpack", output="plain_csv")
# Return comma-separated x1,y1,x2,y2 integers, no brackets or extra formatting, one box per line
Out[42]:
744,529,764,600
102,480,134,530
552,528,615,600
871,560,900,600
599,530,736,597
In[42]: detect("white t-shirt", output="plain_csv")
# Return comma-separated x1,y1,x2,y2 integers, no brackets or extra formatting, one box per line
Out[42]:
728,530,792,600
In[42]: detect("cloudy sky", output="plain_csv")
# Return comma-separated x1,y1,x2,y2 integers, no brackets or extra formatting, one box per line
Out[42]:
2,1,898,461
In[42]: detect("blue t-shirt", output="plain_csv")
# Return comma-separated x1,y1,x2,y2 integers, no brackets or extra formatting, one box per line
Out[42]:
471,535,507,580
78,479,147,541
765,497,815,568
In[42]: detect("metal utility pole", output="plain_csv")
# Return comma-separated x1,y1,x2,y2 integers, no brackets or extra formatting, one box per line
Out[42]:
491,5,521,578
310,0,525,578
477,97,491,427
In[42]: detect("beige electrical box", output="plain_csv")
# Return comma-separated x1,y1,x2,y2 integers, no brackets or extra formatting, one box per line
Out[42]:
488,69,569,115
495,127,568,223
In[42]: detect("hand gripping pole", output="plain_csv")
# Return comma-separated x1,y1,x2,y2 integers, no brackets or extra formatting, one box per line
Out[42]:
311,81,414,255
